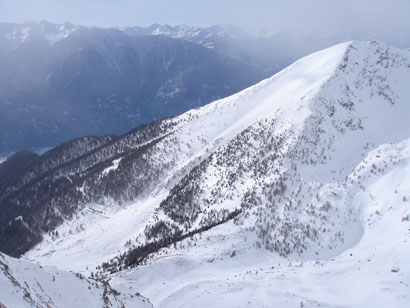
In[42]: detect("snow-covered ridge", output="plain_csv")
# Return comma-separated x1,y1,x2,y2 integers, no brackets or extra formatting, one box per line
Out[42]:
1,21,246,48
17,40,410,307
121,23,246,42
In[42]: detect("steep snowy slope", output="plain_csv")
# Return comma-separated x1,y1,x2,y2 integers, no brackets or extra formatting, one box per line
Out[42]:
14,40,410,306
0,253,152,308
22,40,348,271
110,137,410,308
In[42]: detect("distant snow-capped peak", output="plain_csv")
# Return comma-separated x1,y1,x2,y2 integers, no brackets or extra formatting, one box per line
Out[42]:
3,21,83,45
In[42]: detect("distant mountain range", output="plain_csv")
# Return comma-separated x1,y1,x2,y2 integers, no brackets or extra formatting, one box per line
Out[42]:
121,23,286,73
0,21,264,153
2,21,409,154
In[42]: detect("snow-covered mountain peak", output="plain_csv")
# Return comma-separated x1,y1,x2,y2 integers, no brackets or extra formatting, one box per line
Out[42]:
3,40,408,307
102,40,410,308
297,40,410,175
132,39,410,262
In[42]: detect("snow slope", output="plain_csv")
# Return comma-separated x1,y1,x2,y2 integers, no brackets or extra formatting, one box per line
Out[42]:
23,195,166,274
0,253,152,308
22,40,410,307
111,138,410,308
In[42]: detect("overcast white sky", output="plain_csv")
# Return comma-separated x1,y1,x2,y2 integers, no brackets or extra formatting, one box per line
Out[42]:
0,0,409,35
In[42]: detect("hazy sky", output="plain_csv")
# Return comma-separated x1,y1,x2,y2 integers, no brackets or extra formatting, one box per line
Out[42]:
0,0,409,35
